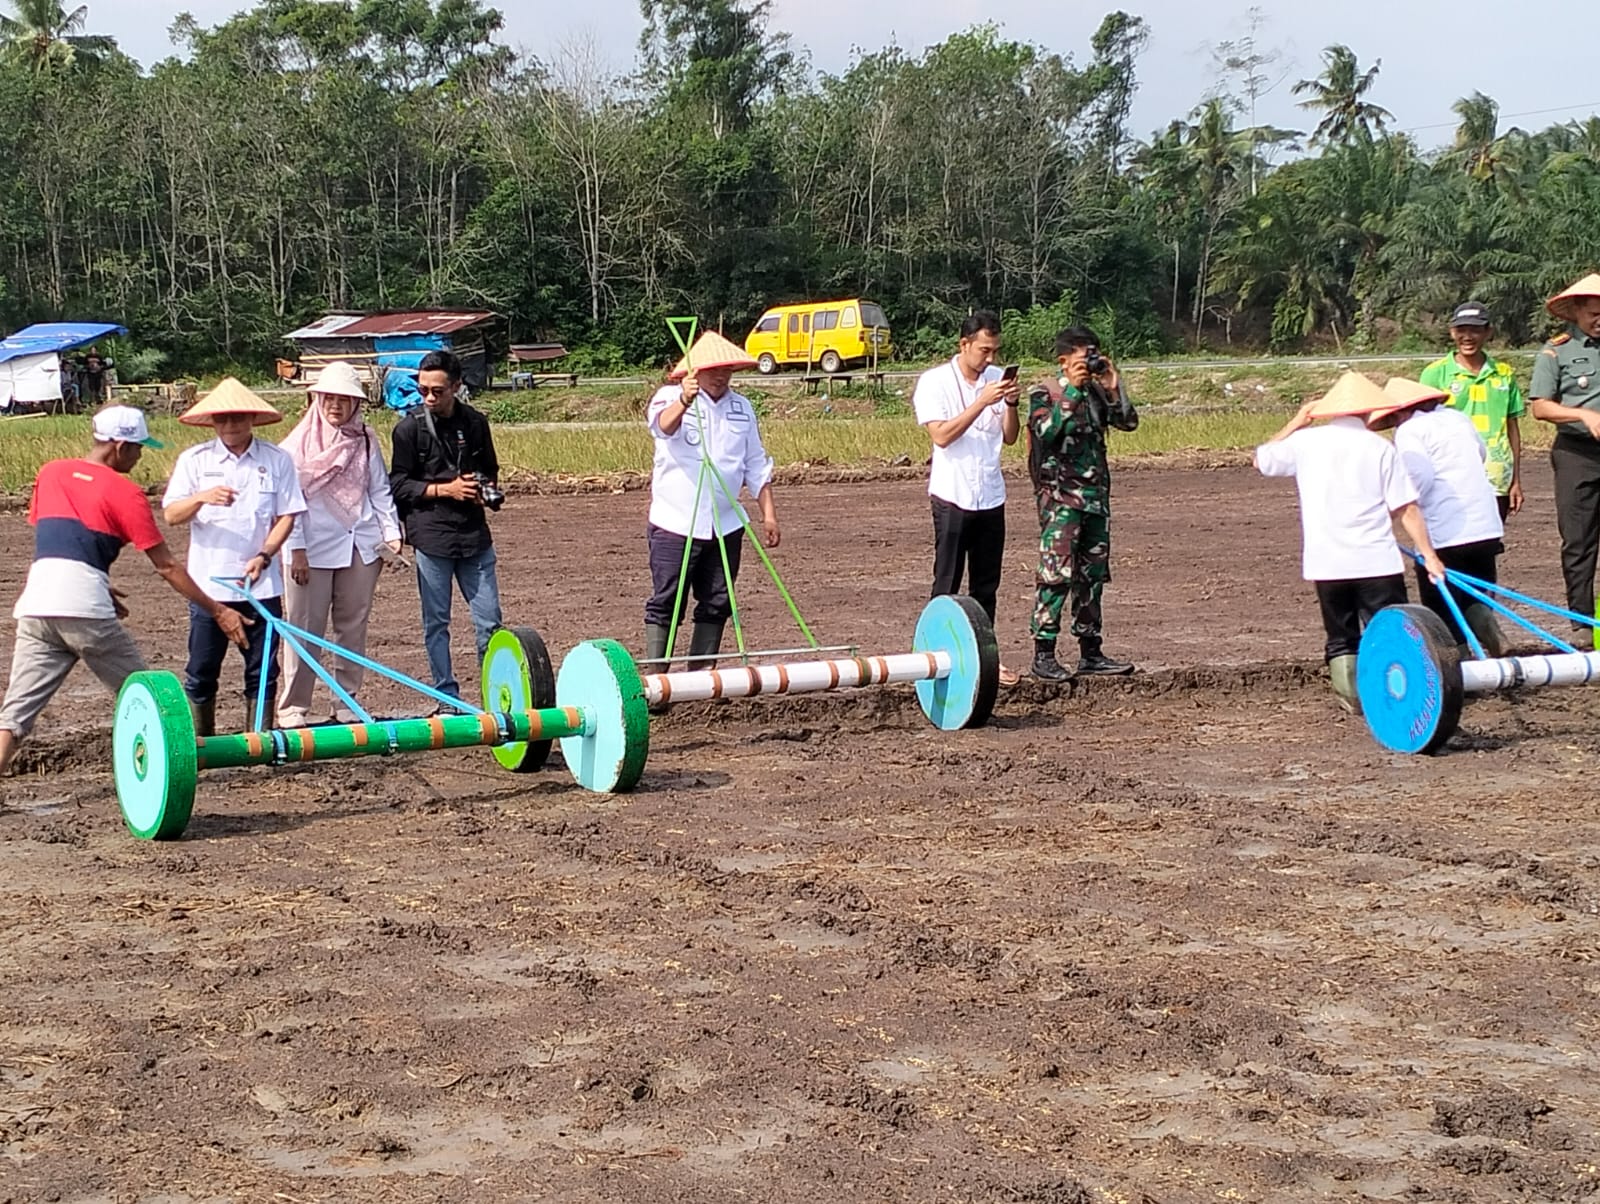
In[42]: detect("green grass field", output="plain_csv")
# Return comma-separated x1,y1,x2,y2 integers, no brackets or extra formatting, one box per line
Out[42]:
0,358,1552,494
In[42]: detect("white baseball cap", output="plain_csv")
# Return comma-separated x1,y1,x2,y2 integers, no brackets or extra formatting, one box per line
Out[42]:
92,405,163,448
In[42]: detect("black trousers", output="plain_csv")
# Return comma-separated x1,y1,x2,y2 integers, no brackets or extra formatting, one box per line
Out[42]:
1551,434,1600,630
930,497,1004,623
1413,538,1502,643
184,597,283,705
644,524,744,627
1314,575,1407,661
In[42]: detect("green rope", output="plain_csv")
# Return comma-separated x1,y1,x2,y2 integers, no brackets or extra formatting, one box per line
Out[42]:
660,317,702,661
662,434,707,662
696,430,821,653
657,314,820,660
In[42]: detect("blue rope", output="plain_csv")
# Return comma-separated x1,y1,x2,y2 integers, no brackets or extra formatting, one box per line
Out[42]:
1443,567,1600,634
1444,573,1578,655
213,577,477,718
1434,574,1487,661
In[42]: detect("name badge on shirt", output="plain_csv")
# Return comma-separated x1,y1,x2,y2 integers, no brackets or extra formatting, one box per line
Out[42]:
725,399,751,425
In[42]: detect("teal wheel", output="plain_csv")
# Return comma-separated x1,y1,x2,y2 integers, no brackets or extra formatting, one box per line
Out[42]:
913,595,1000,730
1357,604,1463,755
482,625,556,772
113,671,198,840
555,640,650,792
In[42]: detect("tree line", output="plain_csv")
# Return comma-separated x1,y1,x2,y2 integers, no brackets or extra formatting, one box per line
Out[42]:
1,0,1597,376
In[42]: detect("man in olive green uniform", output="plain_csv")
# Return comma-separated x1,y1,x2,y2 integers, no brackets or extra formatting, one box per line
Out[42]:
1530,273,1600,635
1027,326,1139,680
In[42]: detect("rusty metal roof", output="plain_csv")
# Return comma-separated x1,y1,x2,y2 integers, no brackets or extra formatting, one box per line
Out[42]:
285,311,498,341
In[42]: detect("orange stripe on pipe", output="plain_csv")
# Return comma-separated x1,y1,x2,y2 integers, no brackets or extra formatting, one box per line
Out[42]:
924,652,940,678
659,677,672,704
745,667,762,696
872,656,889,684
428,717,446,748
827,662,840,688
478,713,499,742
294,728,314,761
711,671,724,699
563,706,583,731
246,732,263,757
777,664,790,693
351,726,368,748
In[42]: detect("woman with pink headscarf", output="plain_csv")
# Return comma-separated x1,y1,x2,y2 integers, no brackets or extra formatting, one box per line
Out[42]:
278,362,402,726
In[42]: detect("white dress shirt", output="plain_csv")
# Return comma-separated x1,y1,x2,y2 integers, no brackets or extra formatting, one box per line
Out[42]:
647,386,775,539
283,435,402,569
162,437,307,601
1255,417,1419,581
1394,407,1504,550
913,356,1007,511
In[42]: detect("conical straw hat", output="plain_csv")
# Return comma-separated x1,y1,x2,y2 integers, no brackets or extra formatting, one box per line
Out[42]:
1546,272,1600,321
1304,371,1392,419
179,377,284,427
667,329,757,381
1366,377,1450,427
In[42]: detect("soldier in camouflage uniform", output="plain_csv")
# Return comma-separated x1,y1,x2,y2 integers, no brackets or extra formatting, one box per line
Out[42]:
1530,273,1600,637
1028,326,1139,680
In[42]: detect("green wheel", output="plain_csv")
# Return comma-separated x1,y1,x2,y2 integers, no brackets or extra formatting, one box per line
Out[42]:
113,671,198,840
555,639,651,793
482,626,556,772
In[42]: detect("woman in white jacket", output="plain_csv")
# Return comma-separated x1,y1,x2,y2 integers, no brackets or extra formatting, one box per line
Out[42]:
278,361,402,726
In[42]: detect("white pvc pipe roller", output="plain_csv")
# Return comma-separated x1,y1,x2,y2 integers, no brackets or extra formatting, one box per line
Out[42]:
645,651,952,707
1461,651,1600,693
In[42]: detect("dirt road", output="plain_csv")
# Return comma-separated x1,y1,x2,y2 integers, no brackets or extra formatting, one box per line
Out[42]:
2,465,1597,1202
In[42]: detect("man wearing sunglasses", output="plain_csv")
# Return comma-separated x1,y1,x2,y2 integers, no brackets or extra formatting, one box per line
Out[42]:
389,350,505,705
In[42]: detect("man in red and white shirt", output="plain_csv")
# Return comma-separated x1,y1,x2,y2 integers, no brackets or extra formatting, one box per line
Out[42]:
0,407,248,775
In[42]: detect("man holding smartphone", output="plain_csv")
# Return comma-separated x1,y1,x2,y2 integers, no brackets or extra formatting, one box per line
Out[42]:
913,311,1022,685
1027,326,1139,680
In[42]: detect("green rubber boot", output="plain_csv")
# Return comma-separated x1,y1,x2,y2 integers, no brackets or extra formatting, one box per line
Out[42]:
189,698,216,738
1328,654,1360,715
644,624,672,714
687,621,726,672
1463,603,1505,659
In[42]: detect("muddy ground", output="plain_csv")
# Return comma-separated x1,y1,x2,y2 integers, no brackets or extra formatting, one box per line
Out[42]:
2,463,1598,1203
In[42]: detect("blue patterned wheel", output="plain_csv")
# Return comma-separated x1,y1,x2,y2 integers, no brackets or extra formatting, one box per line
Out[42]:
1357,604,1464,754
913,595,1000,730
482,626,555,772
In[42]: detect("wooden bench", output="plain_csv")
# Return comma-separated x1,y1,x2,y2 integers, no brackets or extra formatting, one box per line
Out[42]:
511,371,579,389
801,372,886,395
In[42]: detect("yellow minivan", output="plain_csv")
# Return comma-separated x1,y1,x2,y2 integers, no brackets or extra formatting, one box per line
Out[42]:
744,299,892,375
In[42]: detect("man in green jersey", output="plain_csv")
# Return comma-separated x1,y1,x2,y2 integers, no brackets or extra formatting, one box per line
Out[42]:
1530,273,1600,636
1419,301,1525,519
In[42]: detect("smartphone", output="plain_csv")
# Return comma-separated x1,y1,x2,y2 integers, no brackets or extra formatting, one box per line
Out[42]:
1000,364,1019,382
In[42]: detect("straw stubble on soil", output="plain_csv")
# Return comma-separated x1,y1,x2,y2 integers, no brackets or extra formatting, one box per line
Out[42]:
1,465,1598,1203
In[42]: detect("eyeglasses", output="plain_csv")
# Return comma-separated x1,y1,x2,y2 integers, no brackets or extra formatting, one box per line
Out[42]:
418,386,453,397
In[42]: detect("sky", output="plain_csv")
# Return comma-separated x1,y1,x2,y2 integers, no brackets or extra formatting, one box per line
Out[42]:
91,0,1599,153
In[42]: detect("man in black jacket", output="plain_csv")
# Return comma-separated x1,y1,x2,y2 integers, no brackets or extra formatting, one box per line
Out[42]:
388,350,504,702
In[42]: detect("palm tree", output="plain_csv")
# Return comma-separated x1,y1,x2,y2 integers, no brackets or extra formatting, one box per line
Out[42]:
1450,91,1522,186
1292,45,1392,146
0,0,114,75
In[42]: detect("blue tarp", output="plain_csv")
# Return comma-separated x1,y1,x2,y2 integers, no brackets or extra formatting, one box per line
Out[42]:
375,333,446,411
382,369,422,412
0,322,126,365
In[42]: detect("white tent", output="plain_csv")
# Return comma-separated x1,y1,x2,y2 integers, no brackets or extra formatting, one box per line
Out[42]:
0,351,62,410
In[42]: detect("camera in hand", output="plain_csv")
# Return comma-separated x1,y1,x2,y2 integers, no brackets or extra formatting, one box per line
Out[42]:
1084,348,1109,376
467,472,505,512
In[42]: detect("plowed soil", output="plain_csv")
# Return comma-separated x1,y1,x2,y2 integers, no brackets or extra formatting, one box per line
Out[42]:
3,464,1598,1204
